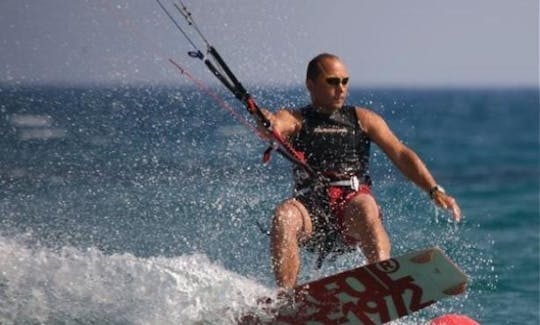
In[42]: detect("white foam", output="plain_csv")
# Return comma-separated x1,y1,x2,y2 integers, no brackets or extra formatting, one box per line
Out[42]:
9,114,67,140
9,114,53,128
19,128,66,140
0,236,273,324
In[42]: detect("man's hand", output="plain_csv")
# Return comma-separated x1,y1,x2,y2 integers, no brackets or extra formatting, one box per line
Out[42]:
432,192,462,222
257,108,276,140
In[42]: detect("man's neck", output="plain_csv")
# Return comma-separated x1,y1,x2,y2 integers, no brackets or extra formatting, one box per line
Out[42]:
312,104,340,115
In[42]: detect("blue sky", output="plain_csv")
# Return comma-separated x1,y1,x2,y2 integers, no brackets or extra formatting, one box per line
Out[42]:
1,0,538,88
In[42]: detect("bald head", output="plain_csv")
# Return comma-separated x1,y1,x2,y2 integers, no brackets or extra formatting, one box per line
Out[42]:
306,53,342,81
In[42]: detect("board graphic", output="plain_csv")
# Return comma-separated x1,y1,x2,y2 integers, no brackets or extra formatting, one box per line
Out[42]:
240,247,468,324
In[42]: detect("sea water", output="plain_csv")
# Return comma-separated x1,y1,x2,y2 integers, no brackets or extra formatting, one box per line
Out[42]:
0,85,538,324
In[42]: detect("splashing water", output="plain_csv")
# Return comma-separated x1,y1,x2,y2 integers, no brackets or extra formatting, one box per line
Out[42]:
0,235,273,325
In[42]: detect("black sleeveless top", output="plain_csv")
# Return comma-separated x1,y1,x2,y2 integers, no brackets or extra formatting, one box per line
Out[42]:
292,105,371,188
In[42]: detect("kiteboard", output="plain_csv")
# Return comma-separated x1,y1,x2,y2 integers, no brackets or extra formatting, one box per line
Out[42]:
239,247,468,324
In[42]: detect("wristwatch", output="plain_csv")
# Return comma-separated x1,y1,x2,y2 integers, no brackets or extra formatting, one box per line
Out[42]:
429,185,446,199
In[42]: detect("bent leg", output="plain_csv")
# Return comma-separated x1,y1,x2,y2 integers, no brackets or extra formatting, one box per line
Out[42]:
270,198,312,289
342,193,391,263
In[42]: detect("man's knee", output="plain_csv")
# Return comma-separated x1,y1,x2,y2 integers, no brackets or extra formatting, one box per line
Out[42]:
272,199,311,236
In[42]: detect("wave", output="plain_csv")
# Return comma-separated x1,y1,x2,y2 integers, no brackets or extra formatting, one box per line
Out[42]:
0,225,487,325
0,235,273,325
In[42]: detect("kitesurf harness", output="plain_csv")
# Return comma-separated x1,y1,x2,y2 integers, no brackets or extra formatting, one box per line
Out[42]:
290,105,373,268
292,105,371,191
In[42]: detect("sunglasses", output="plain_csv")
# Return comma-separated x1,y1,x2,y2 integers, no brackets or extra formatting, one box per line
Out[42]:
325,77,349,86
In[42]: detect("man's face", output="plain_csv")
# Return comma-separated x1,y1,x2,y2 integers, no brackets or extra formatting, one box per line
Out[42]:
307,58,349,112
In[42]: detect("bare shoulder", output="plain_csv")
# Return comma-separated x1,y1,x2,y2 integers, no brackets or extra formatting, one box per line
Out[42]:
354,106,403,149
275,108,302,126
274,108,302,136
354,107,386,133
275,107,300,119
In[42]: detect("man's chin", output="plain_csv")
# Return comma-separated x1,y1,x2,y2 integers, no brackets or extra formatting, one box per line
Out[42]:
331,102,344,110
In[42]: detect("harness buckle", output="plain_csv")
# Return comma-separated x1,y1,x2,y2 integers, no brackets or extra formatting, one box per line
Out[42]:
350,175,360,191
329,176,360,191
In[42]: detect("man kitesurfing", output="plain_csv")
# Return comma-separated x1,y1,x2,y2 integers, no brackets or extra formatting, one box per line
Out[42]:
258,53,461,289
156,0,462,288
155,2,469,323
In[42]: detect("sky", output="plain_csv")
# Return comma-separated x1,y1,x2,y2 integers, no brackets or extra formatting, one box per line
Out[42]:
0,0,538,88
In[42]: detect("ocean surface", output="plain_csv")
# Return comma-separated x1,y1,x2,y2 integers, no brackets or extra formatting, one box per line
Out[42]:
0,85,538,324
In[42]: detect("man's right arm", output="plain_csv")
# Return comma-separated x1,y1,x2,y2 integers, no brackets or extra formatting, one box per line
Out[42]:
259,108,301,139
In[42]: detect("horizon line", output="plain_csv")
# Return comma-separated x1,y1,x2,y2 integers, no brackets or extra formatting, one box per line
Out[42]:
1,80,539,92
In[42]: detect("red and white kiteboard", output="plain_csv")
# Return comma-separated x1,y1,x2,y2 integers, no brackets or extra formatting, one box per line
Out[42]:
240,247,468,324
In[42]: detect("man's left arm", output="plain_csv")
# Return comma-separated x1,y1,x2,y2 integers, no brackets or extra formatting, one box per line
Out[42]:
359,108,461,221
